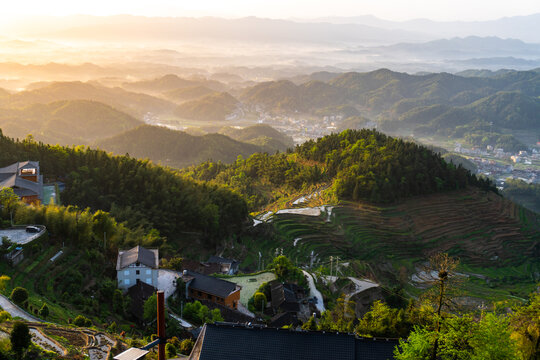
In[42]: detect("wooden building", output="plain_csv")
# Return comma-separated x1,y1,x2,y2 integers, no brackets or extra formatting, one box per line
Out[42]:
0,161,43,205
182,270,241,310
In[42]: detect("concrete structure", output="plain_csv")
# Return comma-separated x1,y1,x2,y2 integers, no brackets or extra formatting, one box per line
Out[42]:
0,161,43,205
117,246,159,290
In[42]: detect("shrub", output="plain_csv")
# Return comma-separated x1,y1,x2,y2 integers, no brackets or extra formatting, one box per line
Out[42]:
0,311,11,323
180,338,194,355
73,315,92,327
10,287,28,307
39,303,49,319
166,343,177,358
253,292,267,312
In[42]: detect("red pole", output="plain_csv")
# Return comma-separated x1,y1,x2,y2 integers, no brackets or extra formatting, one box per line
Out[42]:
157,291,166,360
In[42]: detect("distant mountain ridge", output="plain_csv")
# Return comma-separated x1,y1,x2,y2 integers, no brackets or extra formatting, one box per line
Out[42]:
0,81,177,117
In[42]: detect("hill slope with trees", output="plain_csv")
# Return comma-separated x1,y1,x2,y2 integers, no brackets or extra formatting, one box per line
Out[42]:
96,124,266,168
0,100,141,145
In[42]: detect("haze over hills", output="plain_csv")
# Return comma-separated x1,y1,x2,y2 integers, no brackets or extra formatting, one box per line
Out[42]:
0,100,141,145
313,13,540,43
175,92,240,121
0,81,177,117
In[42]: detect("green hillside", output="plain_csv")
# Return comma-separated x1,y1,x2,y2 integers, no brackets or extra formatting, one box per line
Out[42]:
238,188,540,300
175,92,239,121
0,100,141,145
0,130,247,243
96,124,265,168
183,129,492,210
240,69,540,150
218,124,294,152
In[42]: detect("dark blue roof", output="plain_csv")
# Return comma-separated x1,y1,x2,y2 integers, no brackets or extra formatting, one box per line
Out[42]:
190,323,398,360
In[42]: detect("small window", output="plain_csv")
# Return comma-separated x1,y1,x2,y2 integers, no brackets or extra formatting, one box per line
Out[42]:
146,269,152,275
136,270,140,275
125,279,130,286
146,278,152,285
124,270,129,276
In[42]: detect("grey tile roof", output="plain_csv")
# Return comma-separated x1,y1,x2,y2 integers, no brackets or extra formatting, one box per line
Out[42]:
189,323,398,360
0,161,43,200
207,256,236,265
117,245,159,270
184,270,240,298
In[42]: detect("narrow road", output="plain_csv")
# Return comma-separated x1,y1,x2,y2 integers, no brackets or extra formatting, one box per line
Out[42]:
302,270,325,313
0,293,41,322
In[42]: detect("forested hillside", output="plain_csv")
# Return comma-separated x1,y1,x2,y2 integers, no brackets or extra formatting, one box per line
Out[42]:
217,124,294,152
0,130,247,244
96,124,265,168
175,92,239,121
240,69,540,151
183,129,493,210
0,100,141,145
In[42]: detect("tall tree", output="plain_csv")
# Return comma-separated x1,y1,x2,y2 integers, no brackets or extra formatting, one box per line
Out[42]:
10,322,31,359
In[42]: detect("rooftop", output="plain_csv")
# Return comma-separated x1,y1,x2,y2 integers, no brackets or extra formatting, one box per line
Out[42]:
184,270,240,298
117,245,159,270
188,323,398,360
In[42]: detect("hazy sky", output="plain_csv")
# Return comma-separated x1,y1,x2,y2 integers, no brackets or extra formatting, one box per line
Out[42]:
2,0,540,22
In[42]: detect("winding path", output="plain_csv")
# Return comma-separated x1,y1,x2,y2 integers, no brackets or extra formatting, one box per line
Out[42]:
0,294,40,322
302,270,325,313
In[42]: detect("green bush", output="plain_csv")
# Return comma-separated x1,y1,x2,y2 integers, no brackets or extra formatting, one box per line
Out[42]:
0,311,11,323
165,343,177,358
10,287,28,307
73,315,92,327
180,338,194,355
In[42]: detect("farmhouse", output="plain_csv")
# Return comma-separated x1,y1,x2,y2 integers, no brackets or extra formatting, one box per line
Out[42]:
206,256,239,275
182,270,241,310
0,161,43,205
187,323,398,360
116,246,159,290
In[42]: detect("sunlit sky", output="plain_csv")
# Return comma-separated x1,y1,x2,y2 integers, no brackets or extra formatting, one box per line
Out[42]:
1,0,540,22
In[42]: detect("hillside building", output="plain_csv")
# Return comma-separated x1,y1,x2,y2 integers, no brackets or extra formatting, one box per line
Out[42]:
206,256,239,275
182,270,241,310
116,246,159,290
0,161,43,205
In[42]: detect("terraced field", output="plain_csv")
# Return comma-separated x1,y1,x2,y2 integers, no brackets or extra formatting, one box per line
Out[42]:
248,188,540,299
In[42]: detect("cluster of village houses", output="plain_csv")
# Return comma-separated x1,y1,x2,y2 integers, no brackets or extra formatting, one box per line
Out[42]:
116,245,312,329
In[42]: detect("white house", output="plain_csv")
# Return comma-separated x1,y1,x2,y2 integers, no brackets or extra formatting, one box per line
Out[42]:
116,245,159,291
